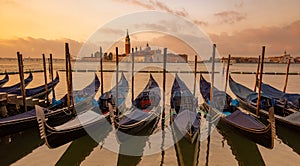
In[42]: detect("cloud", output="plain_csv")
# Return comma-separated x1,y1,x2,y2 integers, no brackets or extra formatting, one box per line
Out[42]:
209,20,300,57
214,10,246,24
0,37,83,58
193,20,208,26
114,0,189,17
235,0,244,8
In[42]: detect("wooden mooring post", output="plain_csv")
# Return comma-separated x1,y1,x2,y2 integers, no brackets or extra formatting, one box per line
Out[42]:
100,47,104,95
115,47,119,118
256,46,266,116
131,48,135,102
42,54,49,106
283,58,291,93
17,52,27,112
254,55,261,92
49,53,56,99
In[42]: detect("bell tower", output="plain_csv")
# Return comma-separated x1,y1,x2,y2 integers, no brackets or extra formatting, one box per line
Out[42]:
125,29,130,55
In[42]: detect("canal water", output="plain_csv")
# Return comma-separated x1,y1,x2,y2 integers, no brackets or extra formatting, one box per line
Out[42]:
0,59,299,165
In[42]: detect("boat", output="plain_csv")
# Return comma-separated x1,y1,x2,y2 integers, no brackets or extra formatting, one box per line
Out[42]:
115,74,161,142
170,74,200,144
0,72,33,93
0,72,9,87
0,74,100,136
200,74,275,149
10,71,60,99
35,73,129,148
260,82,300,110
229,75,300,131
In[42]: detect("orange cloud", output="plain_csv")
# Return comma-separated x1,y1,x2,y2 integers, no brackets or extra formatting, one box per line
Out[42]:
209,20,300,57
0,37,83,59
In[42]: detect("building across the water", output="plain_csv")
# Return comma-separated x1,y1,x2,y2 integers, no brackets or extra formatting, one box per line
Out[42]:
81,30,188,63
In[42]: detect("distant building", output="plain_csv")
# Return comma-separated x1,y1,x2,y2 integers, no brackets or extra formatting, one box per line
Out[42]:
125,29,130,55
268,51,295,63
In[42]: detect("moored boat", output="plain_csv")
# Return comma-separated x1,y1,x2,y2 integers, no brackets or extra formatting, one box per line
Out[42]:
170,74,200,144
115,74,161,143
0,72,33,93
229,75,300,131
260,82,300,111
0,74,100,136
35,73,129,148
200,74,275,149
0,72,9,87
10,71,60,99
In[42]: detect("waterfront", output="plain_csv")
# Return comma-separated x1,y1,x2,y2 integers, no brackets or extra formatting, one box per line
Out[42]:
0,60,299,165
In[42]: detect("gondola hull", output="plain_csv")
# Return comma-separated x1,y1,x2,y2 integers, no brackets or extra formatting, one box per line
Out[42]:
0,107,73,136
202,102,274,149
0,73,9,87
40,111,111,149
237,96,300,131
229,76,300,131
116,106,161,142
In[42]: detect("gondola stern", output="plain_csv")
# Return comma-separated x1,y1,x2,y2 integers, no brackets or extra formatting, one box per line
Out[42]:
35,105,47,141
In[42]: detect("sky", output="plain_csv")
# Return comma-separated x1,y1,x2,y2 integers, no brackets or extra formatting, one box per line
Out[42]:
1,0,300,59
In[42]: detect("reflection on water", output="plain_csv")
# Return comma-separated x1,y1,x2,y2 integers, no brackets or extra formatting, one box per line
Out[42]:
217,123,265,166
0,128,43,166
276,125,300,155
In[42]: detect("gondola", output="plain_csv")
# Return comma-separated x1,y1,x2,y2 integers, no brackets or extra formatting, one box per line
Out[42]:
200,75,275,149
35,73,129,148
0,74,100,136
260,82,300,110
10,71,60,99
170,74,200,144
0,72,9,87
115,74,161,142
229,75,300,131
0,72,33,93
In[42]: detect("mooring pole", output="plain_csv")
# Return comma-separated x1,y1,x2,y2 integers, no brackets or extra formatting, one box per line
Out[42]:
209,44,216,114
193,55,197,96
17,52,27,112
254,55,261,92
256,46,266,116
100,46,104,95
115,47,119,118
49,54,56,99
131,48,135,102
42,54,49,106
224,54,231,93
283,58,291,93
65,43,71,110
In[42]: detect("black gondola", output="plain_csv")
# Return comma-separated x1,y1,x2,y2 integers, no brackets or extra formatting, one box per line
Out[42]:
10,71,59,99
115,74,161,142
170,74,200,144
260,82,300,110
0,72,33,93
229,75,300,131
35,73,129,148
0,74,100,136
0,72,9,87
200,75,275,149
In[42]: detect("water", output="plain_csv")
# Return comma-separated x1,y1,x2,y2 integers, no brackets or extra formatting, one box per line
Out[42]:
0,60,299,165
